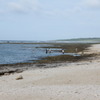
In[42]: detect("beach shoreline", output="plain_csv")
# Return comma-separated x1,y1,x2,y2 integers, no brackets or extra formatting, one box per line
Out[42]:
0,43,92,76
0,44,100,100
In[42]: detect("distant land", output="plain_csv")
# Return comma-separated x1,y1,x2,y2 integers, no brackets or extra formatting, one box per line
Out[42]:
56,38,100,43
0,38,100,44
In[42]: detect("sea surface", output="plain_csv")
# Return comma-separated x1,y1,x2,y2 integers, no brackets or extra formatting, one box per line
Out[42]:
0,42,65,65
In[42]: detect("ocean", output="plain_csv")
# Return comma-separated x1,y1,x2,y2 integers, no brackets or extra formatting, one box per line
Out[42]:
0,42,63,65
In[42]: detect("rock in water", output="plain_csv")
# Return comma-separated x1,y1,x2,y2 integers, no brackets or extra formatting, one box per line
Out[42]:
16,75,23,80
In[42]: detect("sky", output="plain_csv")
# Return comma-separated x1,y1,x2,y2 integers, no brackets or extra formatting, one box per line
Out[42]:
0,0,100,41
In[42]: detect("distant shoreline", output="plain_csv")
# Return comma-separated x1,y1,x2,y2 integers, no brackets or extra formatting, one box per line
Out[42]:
0,37,100,44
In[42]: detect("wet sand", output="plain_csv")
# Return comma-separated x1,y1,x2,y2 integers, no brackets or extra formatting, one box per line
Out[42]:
0,44,100,100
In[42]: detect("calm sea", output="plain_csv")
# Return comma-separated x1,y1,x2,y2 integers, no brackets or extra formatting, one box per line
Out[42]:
0,42,62,65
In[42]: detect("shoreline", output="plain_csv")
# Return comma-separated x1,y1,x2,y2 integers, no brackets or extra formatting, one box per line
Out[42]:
0,44,100,100
0,43,92,76
0,52,94,76
0,42,90,65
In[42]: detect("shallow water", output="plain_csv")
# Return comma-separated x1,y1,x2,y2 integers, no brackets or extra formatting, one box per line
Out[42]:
0,43,65,64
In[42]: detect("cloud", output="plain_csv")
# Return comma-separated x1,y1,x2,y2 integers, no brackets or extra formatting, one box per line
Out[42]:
82,0,100,8
8,2,26,13
2,0,98,18
22,0,41,11
48,8,79,16
7,0,41,14
41,6,82,18
6,0,83,17
1,0,82,17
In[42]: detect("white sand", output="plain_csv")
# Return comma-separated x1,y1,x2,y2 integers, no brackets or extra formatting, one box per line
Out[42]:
0,44,100,100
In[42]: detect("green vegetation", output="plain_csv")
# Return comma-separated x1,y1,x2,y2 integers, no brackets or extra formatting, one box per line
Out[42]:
57,38,100,42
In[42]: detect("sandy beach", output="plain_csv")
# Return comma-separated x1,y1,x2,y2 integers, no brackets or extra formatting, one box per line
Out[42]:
0,44,100,100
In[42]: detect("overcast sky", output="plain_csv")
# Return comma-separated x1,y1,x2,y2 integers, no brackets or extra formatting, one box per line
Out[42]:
0,0,100,40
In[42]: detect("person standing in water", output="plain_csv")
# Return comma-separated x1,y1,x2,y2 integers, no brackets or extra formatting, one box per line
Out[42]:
62,49,64,54
46,49,48,54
